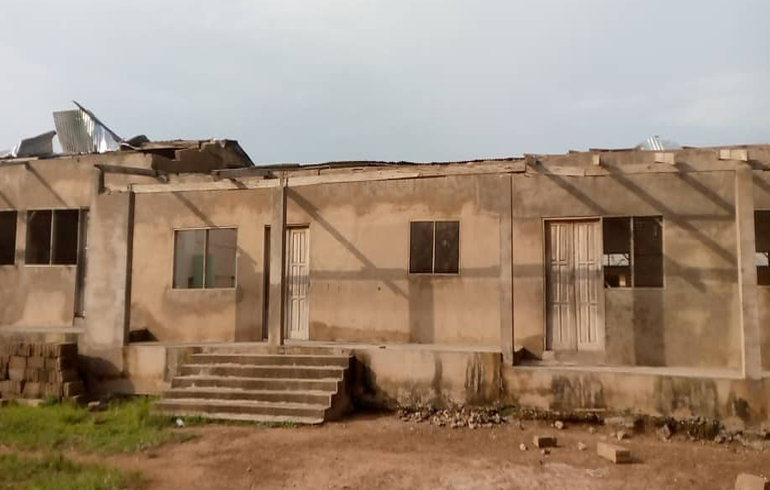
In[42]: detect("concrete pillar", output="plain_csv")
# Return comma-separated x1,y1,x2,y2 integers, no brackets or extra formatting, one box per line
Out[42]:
499,176,514,364
267,182,287,346
735,165,763,379
81,188,134,372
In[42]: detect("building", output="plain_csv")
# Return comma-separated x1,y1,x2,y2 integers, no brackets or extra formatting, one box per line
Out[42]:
2,128,770,425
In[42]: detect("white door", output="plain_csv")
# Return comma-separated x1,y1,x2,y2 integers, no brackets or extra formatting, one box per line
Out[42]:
285,227,309,340
546,220,604,352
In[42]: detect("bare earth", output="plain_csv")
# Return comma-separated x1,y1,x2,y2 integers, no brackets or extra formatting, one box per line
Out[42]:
105,414,767,490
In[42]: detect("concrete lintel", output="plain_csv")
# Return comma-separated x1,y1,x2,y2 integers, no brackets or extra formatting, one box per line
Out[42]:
267,183,287,346
735,165,763,379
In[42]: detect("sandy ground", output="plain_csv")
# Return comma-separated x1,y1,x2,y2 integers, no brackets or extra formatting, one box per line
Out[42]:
105,414,768,490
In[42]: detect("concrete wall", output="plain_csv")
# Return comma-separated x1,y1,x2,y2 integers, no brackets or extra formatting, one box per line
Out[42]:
752,171,770,372
503,365,770,425
0,159,93,328
130,189,269,342
128,174,511,346
512,170,741,369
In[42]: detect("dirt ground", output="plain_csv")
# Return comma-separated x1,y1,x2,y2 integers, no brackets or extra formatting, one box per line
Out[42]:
105,414,768,490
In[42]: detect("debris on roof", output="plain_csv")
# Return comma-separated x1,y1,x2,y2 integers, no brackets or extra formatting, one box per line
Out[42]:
0,130,57,159
53,100,121,154
636,135,680,151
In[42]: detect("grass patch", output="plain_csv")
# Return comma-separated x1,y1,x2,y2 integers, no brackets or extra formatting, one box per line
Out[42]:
0,453,143,490
0,397,195,454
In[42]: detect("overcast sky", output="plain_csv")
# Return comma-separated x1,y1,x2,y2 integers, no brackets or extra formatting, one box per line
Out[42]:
1,0,768,163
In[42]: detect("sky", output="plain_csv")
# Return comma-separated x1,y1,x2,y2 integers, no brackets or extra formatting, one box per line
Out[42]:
0,0,768,164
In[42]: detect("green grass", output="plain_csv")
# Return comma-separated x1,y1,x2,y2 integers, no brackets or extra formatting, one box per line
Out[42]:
0,453,143,490
0,397,195,454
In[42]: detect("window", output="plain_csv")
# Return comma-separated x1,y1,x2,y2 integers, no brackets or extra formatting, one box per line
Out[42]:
602,216,663,288
0,211,17,265
173,228,237,289
409,221,459,274
25,209,80,265
755,211,770,285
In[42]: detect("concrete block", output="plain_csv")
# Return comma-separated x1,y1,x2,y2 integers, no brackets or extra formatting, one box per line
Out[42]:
23,382,41,398
15,344,30,357
45,357,73,371
24,368,42,382
9,356,26,369
597,442,631,464
533,435,557,448
735,473,769,490
63,380,84,398
43,382,62,398
49,369,79,383
6,380,23,395
27,356,45,369
8,368,24,381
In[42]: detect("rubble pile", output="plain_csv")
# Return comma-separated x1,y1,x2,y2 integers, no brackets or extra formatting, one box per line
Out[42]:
0,342,84,400
397,406,508,429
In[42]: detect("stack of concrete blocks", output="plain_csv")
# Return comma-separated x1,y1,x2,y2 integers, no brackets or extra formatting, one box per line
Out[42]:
0,342,84,400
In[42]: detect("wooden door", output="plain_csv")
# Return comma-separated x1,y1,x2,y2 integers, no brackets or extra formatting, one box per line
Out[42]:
285,227,309,340
545,220,604,352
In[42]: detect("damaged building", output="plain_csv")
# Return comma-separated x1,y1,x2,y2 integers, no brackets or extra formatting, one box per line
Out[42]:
1,104,770,425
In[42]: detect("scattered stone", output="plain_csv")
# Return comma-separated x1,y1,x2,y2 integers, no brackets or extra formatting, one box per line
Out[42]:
616,430,628,441
588,426,597,434
540,448,550,456
246,467,252,473
606,416,641,431
657,424,672,441
714,434,725,444
577,441,587,451
175,418,185,428
533,435,557,449
554,420,565,430
519,443,527,451
596,442,631,464
87,400,103,412
735,473,769,490
397,406,507,429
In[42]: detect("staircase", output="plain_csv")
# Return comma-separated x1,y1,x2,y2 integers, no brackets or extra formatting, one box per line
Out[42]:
154,347,354,424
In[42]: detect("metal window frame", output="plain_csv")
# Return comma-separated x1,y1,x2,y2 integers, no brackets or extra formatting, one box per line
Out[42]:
171,226,239,291
407,219,461,276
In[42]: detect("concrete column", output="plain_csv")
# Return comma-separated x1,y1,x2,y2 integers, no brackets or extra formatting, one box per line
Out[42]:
499,176,514,364
267,182,287,346
735,165,763,379
81,189,134,372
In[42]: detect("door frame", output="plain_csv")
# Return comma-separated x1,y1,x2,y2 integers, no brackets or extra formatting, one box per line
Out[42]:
542,217,606,353
284,225,310,340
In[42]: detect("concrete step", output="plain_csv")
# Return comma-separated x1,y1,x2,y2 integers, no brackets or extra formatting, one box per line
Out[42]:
152,410,323,425
171,375,341,392
154,398,326,420
162,387,332,406
197,345,348,356
179,363,345,380
188,353,351,368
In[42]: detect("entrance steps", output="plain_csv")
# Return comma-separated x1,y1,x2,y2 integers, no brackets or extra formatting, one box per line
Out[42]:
154,347,353,424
